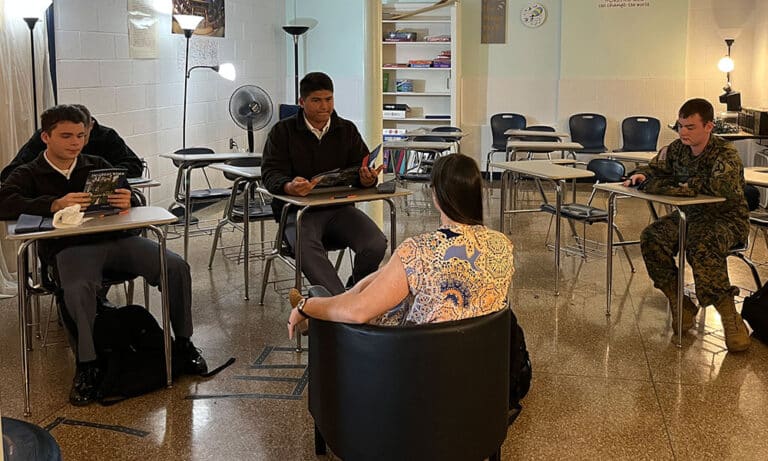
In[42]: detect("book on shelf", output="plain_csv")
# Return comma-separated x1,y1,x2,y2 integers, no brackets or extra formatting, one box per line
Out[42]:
383,110,408,119
425,114,451,120
383,103,410,111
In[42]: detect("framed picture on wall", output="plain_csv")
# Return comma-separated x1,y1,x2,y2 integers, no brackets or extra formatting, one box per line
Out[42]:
171,0,225,37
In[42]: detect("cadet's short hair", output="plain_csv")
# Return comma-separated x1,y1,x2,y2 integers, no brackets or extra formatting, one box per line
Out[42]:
71,104,92,124
40,105,89,134
430,154,483,226
300,72,334,99
679,98,714,124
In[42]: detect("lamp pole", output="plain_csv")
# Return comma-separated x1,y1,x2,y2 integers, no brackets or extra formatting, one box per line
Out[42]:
182,28,192,149
725,38,734,90
23,17,40,131
282,26,309,104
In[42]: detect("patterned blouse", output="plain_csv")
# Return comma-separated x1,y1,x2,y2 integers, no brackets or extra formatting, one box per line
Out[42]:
372,223,514,326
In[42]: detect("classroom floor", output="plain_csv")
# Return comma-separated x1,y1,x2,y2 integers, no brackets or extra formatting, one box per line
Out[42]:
1,182,768,460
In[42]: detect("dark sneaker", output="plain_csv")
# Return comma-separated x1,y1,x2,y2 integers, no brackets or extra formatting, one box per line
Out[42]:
175,339,208,375
69,362,101,406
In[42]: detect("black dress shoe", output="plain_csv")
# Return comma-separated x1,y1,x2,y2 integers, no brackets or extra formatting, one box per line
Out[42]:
69,362,101,406
175,339,208,376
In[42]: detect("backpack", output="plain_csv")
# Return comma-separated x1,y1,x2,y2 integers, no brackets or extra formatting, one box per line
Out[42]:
93,305,183,404
742,283,768,344
509,314,532,417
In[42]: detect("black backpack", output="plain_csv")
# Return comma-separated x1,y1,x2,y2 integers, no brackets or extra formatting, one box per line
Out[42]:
93,305,182,404
509,313,532,419
742,283,768,344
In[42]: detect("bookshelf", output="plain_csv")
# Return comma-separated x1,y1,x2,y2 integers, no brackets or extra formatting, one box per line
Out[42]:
381,2,460,136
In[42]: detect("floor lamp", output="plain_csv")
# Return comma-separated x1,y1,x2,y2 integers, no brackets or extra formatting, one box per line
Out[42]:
175,14,236,149
18,0,53,131
282,25,309,104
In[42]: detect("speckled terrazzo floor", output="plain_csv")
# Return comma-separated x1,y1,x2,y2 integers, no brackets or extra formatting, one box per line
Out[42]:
2,182,767,460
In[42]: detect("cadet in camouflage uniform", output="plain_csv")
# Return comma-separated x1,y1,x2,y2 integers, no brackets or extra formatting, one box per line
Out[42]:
624,98,751,352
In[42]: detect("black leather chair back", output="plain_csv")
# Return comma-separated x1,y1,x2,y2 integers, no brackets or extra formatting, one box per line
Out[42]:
620,116,660,151
490,113,526,150
587,158,625,183
309,309,511,461
569,113,608,153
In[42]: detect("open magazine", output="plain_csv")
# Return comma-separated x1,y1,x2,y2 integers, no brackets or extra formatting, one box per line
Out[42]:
83,168,128,215
311,144,383,188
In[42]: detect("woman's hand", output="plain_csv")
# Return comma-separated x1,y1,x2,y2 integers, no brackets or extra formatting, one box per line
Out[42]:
287,307,307,339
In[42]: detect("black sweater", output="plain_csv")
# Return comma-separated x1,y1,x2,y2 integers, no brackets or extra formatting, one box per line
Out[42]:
1,119,143,182
0,153,134,261
261,109,373,217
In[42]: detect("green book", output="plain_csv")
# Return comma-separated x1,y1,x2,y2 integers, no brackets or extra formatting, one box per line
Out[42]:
383,73,390,92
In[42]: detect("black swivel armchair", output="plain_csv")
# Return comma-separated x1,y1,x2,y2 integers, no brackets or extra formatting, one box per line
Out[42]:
308,309,511,461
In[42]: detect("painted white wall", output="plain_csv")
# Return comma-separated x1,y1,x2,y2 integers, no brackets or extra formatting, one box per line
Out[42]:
54,0,286,206
288,0,370,141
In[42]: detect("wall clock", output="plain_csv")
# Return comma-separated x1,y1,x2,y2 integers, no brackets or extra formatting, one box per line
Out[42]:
521,2,546,28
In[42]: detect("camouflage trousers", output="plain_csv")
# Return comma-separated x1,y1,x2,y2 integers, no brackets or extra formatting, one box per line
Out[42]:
640,212,746,307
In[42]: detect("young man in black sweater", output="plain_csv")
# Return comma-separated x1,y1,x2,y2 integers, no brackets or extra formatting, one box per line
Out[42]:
262,72,387,295
1,104,143,182
0,105,206,406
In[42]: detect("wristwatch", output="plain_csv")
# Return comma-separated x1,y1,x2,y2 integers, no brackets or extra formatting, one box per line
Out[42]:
296,297,310,319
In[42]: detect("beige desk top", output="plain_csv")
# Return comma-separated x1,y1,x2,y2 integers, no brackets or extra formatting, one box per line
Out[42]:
209,164,262,179
506,140,583,151
599,151,657,163
505,129,570,138
127,178,161,189
5,206,177,240
744,167,768,187
257,186,411,207
383,140,454,150
159,152,259,162
593,182,726,206
404,128,465,138
490,160,595,180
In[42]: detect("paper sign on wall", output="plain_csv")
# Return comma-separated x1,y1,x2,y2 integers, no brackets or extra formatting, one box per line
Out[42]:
128,0,159,59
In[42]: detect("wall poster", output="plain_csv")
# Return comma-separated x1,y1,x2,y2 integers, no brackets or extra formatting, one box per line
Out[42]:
481,0,507,44
171,0,225,37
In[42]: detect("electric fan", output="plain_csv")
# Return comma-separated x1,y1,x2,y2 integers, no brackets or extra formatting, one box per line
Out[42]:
229,85,274,152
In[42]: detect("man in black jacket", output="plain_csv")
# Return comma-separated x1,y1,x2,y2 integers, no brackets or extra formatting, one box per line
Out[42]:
0,105,206,406
262,72,387,295
1,104,143,181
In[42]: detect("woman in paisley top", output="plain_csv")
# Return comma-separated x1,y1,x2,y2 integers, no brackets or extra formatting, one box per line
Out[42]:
287,153,514,336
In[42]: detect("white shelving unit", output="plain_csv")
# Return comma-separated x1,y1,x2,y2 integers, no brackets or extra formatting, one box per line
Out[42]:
381,2,460,133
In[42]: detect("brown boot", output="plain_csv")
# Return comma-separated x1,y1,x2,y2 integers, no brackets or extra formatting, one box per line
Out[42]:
714,296,751,352
660,285,699,334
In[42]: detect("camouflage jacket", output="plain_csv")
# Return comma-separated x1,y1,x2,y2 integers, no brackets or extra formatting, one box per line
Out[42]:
636,135,749,235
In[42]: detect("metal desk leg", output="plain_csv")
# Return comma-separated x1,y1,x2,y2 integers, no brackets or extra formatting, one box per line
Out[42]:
499,171,509,233
676,209,687,348
554,180,563,296
294,206,308,353
385,198,397,253
242,181,252,301
147,225,173,387
16,240,33,416
183,165,192,261
605,192,617,316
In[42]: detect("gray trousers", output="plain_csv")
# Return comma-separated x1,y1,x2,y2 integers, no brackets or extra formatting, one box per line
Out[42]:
284,205,388,295
55,236,193,362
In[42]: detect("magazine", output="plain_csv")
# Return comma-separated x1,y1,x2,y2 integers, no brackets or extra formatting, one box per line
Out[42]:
83,168,128,215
